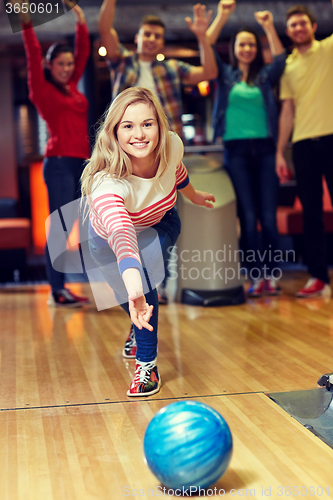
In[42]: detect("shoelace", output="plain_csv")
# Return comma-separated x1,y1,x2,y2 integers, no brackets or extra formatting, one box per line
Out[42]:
127,326,136,347
134,361,156,384
304,278,316,289
252,279,264,291
60,289,75,301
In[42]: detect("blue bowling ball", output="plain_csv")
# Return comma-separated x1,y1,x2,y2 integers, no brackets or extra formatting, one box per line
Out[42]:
143,401,232,490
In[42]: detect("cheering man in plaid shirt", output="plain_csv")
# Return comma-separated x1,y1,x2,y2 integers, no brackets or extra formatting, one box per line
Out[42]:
98,0,217,139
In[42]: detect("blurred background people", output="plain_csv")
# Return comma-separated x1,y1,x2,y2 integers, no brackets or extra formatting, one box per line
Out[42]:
17,0,91,307
276,3,333,298
207,0,286,298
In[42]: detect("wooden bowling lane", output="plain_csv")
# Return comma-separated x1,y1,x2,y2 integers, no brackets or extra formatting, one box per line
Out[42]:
1,277,333,409
0,393,332,499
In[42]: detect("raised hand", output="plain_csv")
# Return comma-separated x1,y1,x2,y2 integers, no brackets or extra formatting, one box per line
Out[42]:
64,0,85,23
9,0,31,23
185,4,213,40
217,0,236,18
254,10,274,30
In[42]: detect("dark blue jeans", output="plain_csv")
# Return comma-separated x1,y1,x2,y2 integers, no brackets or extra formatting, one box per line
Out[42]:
224,138,280,277
43,156,86,291
88,208,181,363
293,134,333,283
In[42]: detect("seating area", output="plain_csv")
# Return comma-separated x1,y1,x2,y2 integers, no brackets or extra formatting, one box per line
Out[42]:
0,198,31,252
277,179,333,236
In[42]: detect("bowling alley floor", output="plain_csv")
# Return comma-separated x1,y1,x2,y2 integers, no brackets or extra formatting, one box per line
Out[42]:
1,270,333,499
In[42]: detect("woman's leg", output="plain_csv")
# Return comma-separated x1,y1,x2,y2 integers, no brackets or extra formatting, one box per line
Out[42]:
224,140,261,279
43,156,85,292
255,139,281,276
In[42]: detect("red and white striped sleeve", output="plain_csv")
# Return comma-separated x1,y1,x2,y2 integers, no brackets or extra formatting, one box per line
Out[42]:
175,161,189,190
92,192,142,275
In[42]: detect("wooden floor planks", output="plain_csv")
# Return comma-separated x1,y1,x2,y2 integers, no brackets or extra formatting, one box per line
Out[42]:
0,273,333,498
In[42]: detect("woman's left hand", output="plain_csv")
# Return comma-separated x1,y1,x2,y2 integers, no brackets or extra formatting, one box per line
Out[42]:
128,294,154,331
192,190,216,208
254,10,274,29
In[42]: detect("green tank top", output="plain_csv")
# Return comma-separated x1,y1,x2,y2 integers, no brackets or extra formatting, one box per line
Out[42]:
223,81,269,142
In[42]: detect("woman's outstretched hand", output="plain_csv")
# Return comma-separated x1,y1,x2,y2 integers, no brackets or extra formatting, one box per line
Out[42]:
128,294,154,331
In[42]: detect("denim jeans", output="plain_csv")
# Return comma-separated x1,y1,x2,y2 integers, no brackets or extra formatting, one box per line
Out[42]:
224,138,280,277
88,208,181,362
293,134,333,283
43,156,86,291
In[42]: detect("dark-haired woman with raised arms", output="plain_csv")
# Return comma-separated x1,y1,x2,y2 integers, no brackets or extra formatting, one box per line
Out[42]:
207,0,286,297
16,0,90,306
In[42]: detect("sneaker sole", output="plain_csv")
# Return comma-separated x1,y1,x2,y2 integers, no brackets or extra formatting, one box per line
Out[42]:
122,349,136,359
266,290,283,296
47,300,84,308
127,377,161,397
296,291,332,298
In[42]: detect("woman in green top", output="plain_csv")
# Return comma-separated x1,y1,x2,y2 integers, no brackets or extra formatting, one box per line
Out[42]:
207,0,286,297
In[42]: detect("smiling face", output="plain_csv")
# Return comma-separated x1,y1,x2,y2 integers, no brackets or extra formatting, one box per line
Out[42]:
135,24,165,60
286,14,317,47
234,31,258,66
116,102,160,176
47,52,75,86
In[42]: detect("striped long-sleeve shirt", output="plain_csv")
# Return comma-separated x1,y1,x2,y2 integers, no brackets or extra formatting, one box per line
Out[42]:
90,132,189,275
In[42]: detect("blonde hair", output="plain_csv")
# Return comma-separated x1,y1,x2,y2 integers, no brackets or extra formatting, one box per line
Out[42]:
81,87,171,203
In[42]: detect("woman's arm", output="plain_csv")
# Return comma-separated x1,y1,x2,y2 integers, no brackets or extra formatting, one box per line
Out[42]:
15,0,47,103
184,4,218,84
179,182,215,208
206,0,236,46
98,0,121,61
122,268,154,331
92,189,154,330
254,11,284,56
68,1,91,84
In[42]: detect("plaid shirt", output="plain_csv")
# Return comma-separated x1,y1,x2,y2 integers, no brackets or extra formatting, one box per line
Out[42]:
108,45,194,138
